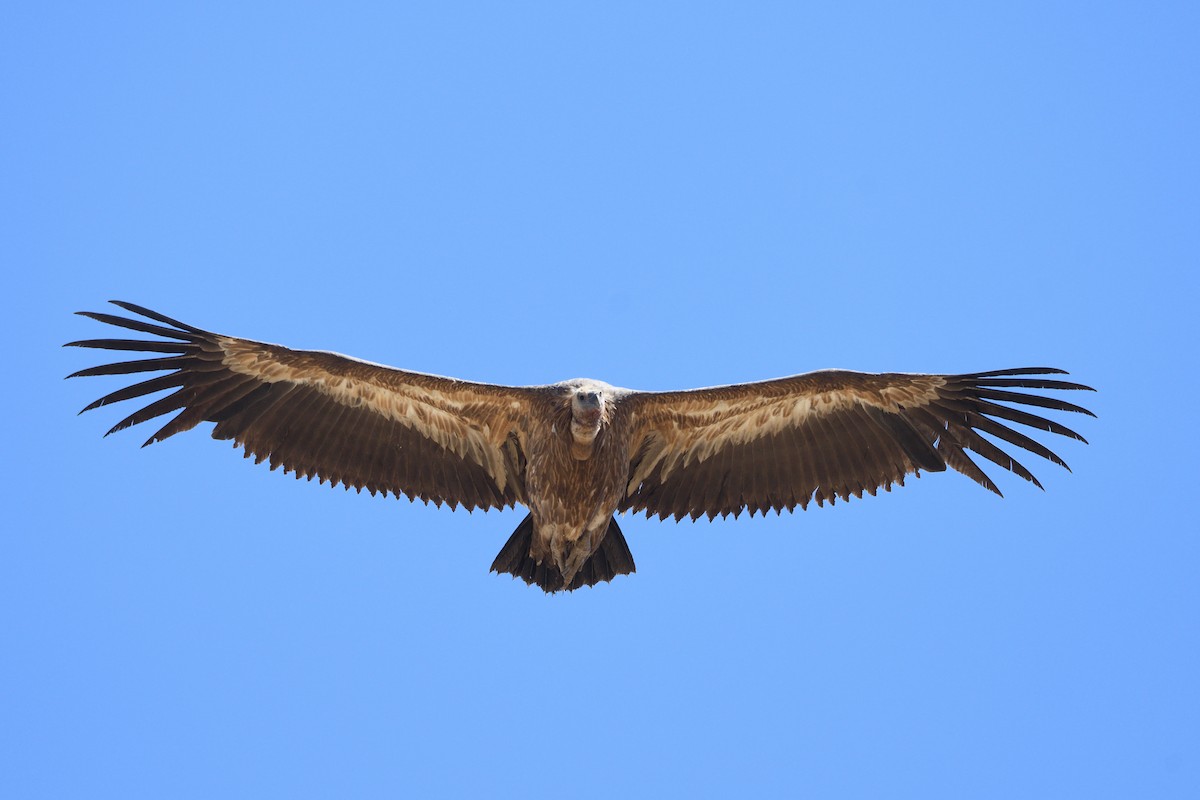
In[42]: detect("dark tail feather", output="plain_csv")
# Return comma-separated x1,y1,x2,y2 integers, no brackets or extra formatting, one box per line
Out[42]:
490,514,636,593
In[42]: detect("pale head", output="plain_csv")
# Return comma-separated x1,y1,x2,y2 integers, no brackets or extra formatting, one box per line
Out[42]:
571,387,604,427
560,379,614,428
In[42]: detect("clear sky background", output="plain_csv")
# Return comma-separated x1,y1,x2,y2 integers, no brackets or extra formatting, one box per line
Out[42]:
3,2,1198,798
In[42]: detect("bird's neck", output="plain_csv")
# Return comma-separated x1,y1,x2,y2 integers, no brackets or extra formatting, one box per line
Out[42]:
570,418,601,461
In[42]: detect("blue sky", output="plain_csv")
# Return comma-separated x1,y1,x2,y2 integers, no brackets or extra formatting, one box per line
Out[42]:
4,2,1198,797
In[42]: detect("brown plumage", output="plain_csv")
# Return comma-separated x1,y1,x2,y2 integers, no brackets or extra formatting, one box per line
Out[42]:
67,302,1095,593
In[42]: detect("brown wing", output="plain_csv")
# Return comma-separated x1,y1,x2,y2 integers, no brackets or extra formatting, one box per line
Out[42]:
618,368,1094,520
66,301,546,510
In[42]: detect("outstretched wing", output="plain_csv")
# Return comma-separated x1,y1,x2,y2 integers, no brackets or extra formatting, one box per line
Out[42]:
619,368,1094,520
67,301,545,510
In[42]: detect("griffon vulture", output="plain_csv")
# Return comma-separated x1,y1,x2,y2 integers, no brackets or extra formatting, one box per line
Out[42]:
67,302,1094,592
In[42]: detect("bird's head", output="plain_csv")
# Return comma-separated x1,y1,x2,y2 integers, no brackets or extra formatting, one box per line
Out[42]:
566,383,611,460
570,387,605,428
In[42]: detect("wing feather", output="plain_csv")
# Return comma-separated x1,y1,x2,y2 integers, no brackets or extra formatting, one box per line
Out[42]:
67,356,191,377
75,311,201,341
836,409,875,500
108,390,191,437
788,414,816,510
85,373,188,413
65,338,192,354
619,369,1093,520
68,302,544,511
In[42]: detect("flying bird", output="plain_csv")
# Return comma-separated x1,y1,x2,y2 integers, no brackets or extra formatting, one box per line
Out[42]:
67,302,1095,592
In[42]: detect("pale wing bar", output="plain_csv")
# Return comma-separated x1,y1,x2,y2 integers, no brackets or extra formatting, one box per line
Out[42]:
67,301,527,511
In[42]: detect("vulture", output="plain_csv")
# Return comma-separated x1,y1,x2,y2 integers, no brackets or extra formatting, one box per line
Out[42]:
67,302,1095,593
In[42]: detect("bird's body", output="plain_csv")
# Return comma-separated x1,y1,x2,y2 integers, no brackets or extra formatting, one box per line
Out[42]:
68,303,1095,592
521,380,632,586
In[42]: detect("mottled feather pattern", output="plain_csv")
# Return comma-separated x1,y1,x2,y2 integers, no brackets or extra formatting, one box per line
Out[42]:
67,302,539,511
68,302,1094,592
619,368,1094,521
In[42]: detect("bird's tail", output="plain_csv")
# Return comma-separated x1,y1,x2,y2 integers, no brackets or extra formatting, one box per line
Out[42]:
490,513,635,593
